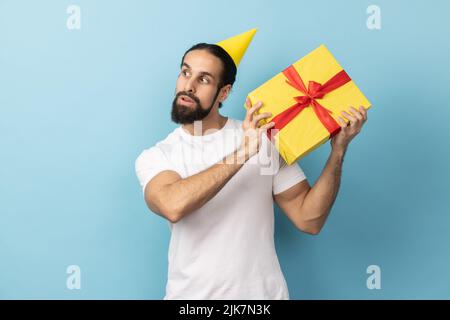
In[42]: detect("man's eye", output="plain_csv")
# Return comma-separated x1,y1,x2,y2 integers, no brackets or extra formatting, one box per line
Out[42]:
200,77,209,84
182,70,189,76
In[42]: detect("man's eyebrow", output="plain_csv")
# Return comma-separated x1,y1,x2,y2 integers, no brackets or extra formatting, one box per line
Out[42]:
181,63,215,79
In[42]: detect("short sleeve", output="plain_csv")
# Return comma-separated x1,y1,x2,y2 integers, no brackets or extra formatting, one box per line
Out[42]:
135,146,176,195
272,154,307,195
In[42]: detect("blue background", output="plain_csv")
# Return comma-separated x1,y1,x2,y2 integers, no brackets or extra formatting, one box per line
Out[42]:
1,0,449,299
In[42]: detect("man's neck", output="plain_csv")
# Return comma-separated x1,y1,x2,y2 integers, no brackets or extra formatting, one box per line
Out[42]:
181,114,228,136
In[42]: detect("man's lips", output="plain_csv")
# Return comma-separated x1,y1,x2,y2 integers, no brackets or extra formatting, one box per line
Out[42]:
179,95,196,105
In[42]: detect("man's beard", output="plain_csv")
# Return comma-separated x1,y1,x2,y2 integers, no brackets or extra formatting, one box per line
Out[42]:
171,89,220,124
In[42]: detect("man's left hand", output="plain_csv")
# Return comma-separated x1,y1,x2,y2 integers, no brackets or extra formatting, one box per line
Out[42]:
331,106,368,153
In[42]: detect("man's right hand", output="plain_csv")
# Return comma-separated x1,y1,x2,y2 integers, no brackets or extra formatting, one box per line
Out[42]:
240,97,275,160
144,98,275,223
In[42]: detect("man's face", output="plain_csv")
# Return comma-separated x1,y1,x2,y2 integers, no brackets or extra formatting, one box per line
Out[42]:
171,49,224,124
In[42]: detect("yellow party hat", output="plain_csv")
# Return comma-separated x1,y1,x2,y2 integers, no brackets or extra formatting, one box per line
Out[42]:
216,28,257,67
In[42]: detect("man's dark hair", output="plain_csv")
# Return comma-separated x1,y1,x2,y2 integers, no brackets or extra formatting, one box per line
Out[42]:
180,43,237,109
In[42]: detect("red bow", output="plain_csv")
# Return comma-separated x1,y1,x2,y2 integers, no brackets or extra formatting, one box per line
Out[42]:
267,65,351,140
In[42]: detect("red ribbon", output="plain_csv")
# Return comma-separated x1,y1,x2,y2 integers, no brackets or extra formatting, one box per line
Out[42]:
267,65,351,140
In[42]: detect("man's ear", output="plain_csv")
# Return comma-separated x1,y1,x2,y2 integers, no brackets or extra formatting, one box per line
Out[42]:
219,84,232,103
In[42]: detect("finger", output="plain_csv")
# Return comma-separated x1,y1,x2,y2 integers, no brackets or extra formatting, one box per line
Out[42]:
245,100,260,122
247,101,263,122
341,110,356,124
260,121,275,130
260,122,276,140
349,106,363,121
247,101,264,124
359,106,368,121
252,112,272,127
337,116,348,128
244,98,253,122
258,122,276,136
245,97,252,109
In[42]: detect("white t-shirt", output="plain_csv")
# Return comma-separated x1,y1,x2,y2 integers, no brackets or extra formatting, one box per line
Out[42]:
135,117,307,300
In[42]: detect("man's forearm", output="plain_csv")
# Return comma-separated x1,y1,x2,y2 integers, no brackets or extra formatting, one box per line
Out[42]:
300,148,346,230
163,147,249,222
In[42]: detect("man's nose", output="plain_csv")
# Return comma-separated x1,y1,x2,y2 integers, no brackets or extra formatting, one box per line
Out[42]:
184,78,196,93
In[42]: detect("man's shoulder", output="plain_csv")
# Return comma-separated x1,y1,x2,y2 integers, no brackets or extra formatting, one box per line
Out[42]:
136,127,181,163
156,126,182,147
225,118,243,135
228,117,243,127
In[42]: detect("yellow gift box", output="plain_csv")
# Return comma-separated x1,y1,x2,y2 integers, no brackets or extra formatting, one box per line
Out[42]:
246,44,372,165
